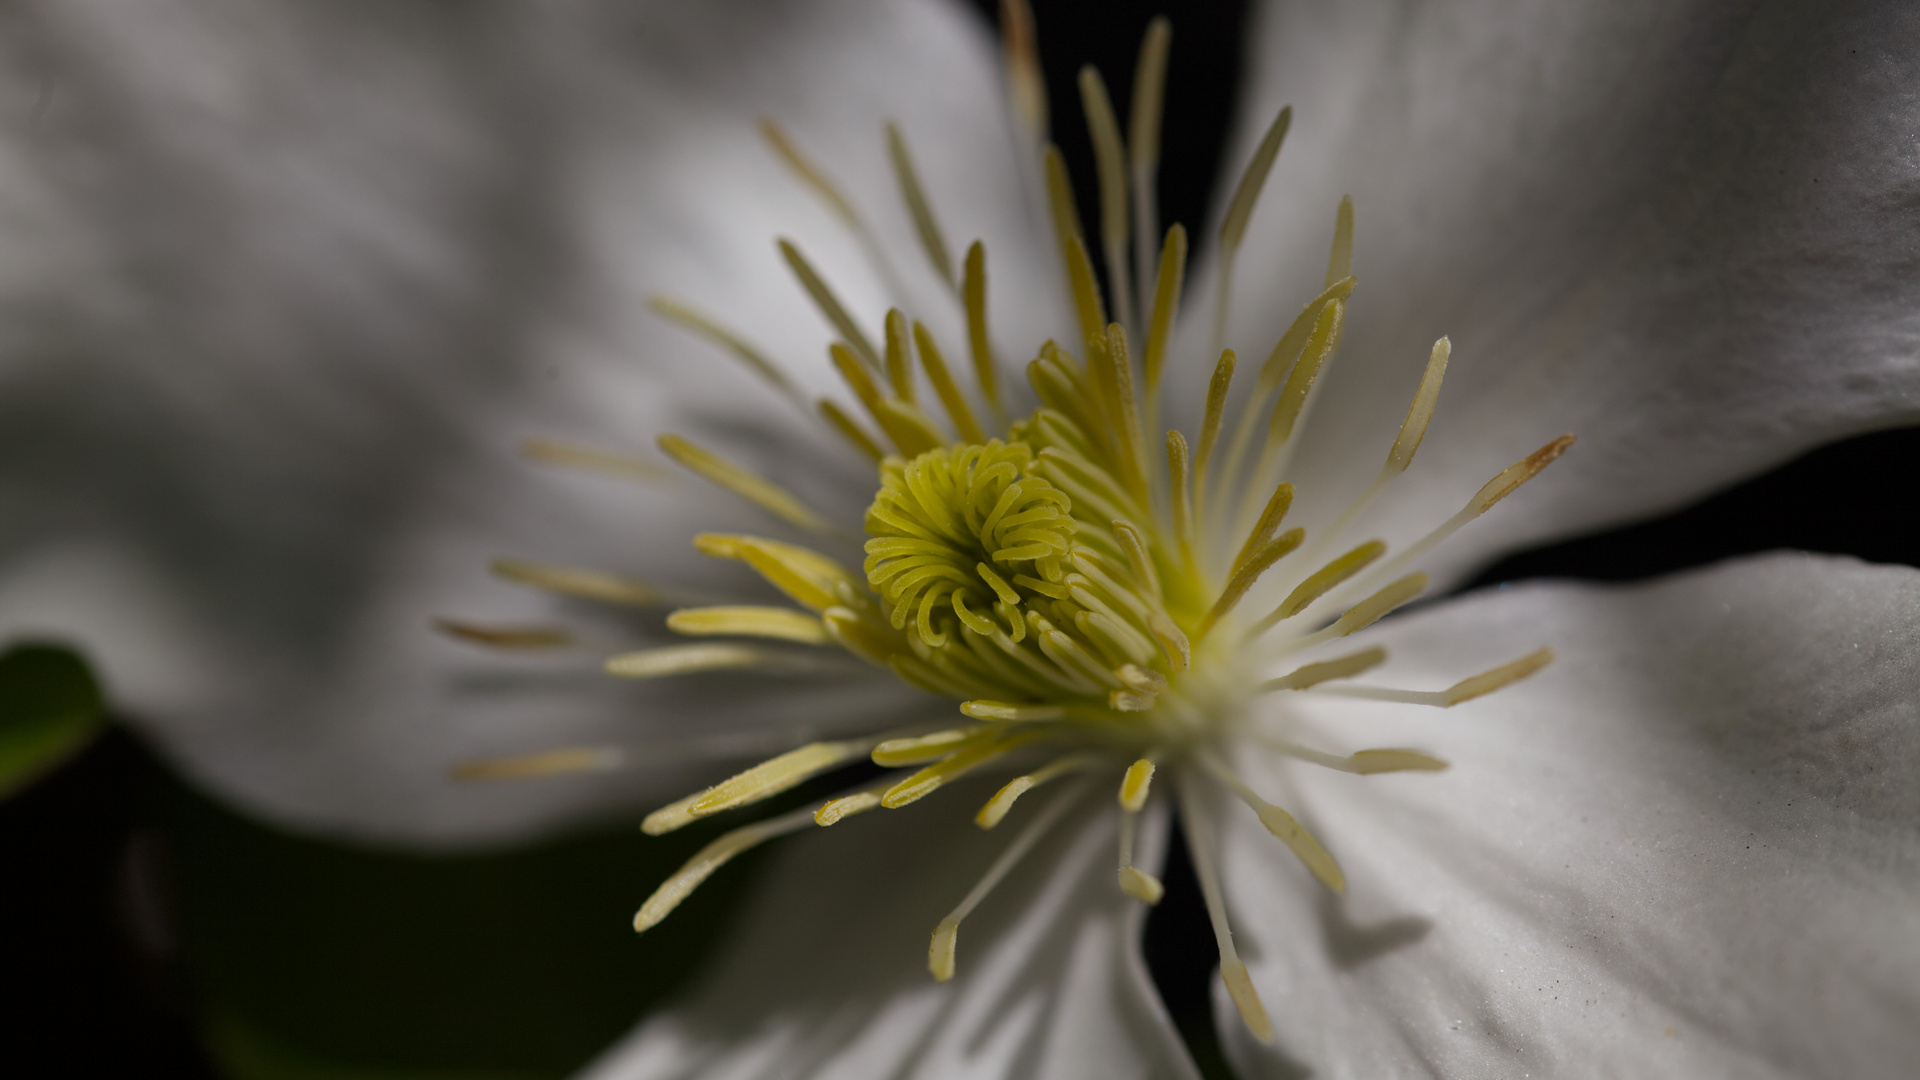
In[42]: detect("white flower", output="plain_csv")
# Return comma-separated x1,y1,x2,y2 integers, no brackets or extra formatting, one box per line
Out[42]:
3,1,1918,1078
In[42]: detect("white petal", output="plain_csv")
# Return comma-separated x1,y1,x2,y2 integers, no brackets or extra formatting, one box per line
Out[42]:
0,0,1049,845
1215,553,1920,1078
585,789,1197,1080
1211,0,1920,581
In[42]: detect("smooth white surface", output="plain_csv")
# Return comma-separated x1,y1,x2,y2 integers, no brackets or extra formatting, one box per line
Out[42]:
1196,0,1920,584
1217,553,1920,1079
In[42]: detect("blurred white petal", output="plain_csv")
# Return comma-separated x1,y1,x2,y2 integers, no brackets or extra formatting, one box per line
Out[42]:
1213,0,1920,582
0,0,1045,845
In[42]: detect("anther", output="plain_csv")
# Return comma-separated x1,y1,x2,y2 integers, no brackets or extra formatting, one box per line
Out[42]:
519,437,671,485
635,803,818,933
975,752,1097,829
649,297,808,411
1312,647,1555,707
450,746,624,782
886,123,956,289
1258,646,1388,692
778,238,881,370
1079,64,1135,336
1212,105,1292,359
491,559,659,606
931,778,1086,982
666,606,829,645
1199,527,1305,638
685,739,874,818
658,434,833,534
1250,539,1385,635
1284,572,1429,653
433,618,573,651
1128,18,1172,323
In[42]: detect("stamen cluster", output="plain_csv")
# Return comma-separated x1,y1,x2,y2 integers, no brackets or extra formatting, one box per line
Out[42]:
445,4,1573,1047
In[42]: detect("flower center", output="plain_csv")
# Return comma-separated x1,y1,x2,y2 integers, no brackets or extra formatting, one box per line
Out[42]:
447,4,1578,1050
864,440,1074,649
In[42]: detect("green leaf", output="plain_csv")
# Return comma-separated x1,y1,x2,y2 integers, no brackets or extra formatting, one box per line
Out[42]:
205,1005,542,1080
0,643,106,800
168,778,759,1080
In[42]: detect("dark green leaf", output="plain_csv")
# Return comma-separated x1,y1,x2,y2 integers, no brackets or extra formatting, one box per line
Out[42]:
0,642,106,800
168,779,757,1080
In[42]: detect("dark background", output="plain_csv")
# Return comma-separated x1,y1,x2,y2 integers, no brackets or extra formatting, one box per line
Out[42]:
4,1,1914,1077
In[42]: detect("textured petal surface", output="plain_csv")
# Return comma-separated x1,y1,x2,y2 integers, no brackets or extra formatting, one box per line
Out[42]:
1200,0,1920,582
584,787,1197,1080
0,0,1051,845
1214,554,1920,1079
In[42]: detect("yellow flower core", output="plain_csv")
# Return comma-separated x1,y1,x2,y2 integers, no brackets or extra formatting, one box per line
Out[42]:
448,7,1573,1044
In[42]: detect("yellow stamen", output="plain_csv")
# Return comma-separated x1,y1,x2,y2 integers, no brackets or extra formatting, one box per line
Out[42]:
1064,234,1107,349
961,700,1067,722
817,399,884,464
1118,758,1156,812
1128,17,1172,317
872,727,990,767
1117,790,1163,904
914,320,988,444
884,308,916,402
634,802,817,932
1325,194,1354,287
1298,337,1451,566
666,606,829,645
684,739,872,818
883,730,1041,809
975,752,1098,829
432,618,573,650
1313,647,1555,706
1199,750,1344,894
1345,435,1578,598
962,242,1003,422
604,643,779,679
451,746,622,782
931,777,1086,982
657,434,832,534
999,0,1048,143
1265,299,1345,451
1287,573,1429,652
1475,434,1579,513
779,238,881,370
491,558,658,606
1252,539,1386,634
649,296,807,410
1230,482,1295,579
1258,646,1388,692
725,536,863,613
1193,348,1236,511
1199,528,1305,637
1265,739,1450,775
830,343,945,456
886,122,956,289
1078,64,1135,335
1176,775,1274,1043
1166,431,1195,562
1387,337,1450,474
1142,224,1187,407
815,782,893,826
1212,105,1292,357
519,437,670,485
758,118,860,231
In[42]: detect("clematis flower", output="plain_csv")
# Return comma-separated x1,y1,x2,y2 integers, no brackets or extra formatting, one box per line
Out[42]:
3,1,1918,1078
